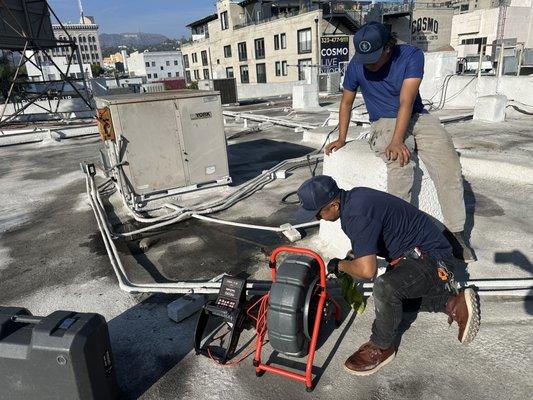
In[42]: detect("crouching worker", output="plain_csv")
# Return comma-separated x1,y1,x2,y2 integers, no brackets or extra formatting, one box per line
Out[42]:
295,175,480,376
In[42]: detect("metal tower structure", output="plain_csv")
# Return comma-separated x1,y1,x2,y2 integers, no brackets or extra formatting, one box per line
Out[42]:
0,0,93,129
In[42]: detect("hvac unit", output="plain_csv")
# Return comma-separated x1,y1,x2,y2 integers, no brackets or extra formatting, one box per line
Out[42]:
95,90,231,204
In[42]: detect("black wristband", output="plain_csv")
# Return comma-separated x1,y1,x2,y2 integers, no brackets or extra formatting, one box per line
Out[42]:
327,258,341,276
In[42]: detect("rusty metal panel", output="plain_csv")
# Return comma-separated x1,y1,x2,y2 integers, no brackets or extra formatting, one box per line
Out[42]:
96,107,115,141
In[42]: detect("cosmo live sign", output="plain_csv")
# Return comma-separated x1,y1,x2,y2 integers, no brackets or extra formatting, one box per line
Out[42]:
321,36,349,72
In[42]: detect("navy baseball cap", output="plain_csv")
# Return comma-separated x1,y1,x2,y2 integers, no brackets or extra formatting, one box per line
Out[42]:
295,175,340,222
353,22,391,64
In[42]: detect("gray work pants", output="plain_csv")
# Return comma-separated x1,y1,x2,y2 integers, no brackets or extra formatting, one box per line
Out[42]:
369,113,466,232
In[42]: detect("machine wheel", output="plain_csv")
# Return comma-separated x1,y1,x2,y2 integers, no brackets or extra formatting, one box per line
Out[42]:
255,370,265,377
267,255,319,357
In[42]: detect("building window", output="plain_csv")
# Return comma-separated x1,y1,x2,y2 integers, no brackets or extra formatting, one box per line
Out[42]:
147,73,152,78
256,63,266,83
174,60,178,65
460,4,469,12
160,66,164,70
281,33,287,49
275,61,281,76
166,60,170,66
274,34,280,50
175,71,180,77
168,72,172,77
183,54,189,68
192,53,198,63
153,73,158,78
224,45,232,58
238,41,247,61
240,65,249,83
201,50,208,66
203,68,210,79
151,61,156,67
186,70,191,82
194,70,200,80
226,67,234,78
221,11,229,30
298,58,312,80
145,61,150,67
254,38,265,59
282,60,288,76
297,28,312,54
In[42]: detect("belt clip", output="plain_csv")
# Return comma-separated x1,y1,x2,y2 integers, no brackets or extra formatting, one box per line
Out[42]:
413,247,422,258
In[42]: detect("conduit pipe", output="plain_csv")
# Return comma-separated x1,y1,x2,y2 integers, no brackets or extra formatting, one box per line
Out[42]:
85,169,533,296
223,110,318,130
107,153,324,238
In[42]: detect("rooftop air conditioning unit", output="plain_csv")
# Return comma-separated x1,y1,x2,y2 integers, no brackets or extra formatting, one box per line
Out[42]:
95,90,231,205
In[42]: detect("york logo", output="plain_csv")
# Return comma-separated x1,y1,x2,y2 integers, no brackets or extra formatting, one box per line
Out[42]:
191,112,212,120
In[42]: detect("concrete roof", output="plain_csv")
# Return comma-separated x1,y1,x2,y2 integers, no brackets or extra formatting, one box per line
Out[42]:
0,100,531,399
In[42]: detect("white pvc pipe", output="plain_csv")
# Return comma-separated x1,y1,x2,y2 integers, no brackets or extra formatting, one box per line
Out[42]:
85,169,533,296
190,214,319,232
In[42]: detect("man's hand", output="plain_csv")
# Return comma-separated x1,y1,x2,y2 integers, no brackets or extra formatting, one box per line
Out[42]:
385,140,411,167
327,258,341,276
325,139,346,155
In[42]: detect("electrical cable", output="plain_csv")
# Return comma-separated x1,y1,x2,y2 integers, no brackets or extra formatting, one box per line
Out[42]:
507,104,533,115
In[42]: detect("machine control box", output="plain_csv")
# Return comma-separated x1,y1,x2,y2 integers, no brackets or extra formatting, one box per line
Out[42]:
194,275,247,363
215,275,246,309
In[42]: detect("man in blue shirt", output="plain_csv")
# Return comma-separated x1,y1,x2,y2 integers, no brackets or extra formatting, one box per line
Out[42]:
296,175,480,376
325,22,475,263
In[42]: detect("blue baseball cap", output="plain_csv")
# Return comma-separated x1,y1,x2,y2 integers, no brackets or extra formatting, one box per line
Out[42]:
353,22,391,64
295,175,340,222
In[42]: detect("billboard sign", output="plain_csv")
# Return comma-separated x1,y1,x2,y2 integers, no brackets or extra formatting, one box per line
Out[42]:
320,36,350,73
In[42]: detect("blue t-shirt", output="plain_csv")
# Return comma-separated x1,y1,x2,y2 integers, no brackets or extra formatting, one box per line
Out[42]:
343,44,426,122
339,187,452,261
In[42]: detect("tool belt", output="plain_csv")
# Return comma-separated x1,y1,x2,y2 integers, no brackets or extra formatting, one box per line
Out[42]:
389,247,458,293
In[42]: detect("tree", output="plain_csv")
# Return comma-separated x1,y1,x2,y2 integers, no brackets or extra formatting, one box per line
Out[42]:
90,63,103,77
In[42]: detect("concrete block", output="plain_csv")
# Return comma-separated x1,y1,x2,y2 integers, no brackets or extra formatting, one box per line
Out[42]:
473,95,507,122
292,83,320,110
167,293,206,323
318,140,444,258
280,223,302,242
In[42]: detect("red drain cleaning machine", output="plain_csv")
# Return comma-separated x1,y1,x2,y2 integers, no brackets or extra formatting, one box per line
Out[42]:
194,246,342,391
251,246,341,391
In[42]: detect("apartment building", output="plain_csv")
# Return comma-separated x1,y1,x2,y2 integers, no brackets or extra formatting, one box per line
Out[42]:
181,0,366,85
450,0,533,57
51,16,103,66
127,51,185,82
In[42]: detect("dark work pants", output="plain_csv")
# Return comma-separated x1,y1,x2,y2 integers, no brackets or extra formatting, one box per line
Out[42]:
370,256,454,349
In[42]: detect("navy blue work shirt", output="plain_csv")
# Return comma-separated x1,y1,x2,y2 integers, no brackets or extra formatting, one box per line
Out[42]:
339,187,452,261
343,44,426,122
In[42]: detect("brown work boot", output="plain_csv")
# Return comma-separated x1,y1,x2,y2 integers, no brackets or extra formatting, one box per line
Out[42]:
446,288,481,344
344,341,395,376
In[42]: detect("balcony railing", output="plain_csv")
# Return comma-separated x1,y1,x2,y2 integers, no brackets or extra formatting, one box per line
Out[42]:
234,9,304,30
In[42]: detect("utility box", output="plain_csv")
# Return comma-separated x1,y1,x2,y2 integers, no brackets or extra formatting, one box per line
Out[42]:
0,307,119,400
198,78,238,105
95,90,231,203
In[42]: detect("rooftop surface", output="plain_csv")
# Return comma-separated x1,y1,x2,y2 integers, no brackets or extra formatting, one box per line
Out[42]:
0,99,532,399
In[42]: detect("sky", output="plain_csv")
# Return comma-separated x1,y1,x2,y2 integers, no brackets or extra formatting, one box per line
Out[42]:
48,0,216,38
